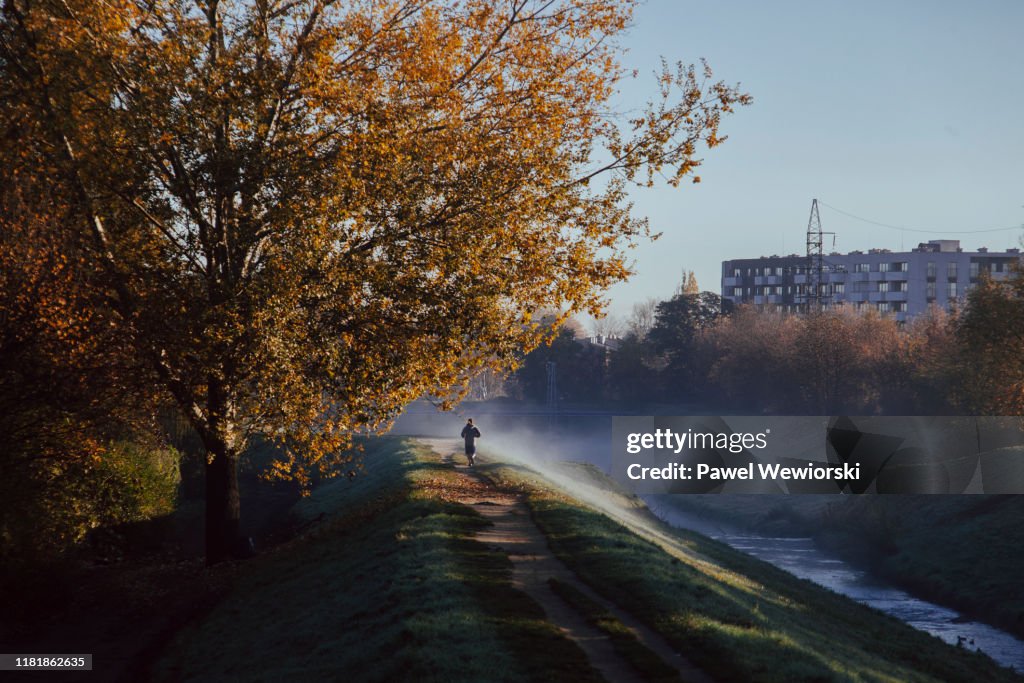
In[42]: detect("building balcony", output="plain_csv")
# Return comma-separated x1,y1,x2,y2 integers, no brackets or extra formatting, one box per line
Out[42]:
722,277,741,287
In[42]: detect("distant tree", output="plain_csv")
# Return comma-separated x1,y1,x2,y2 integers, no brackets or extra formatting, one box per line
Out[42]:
467,367,508,402
679,270,700,296
702,304,936,414
2,0,748,561
793,307,900,414
703,306,802,411
591,313,625,339
876,306,957,414
626,298,659,340
647,290,724,399
514,325,606,405
955,275,1024,414
606,332,659,406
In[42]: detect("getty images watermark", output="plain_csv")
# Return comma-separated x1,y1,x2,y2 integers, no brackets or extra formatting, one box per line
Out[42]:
611,416,1024,494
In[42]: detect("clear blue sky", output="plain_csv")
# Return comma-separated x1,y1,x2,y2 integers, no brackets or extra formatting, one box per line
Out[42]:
596,0,1024,323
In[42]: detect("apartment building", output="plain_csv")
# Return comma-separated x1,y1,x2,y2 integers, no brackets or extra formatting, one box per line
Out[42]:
721,240,1020,321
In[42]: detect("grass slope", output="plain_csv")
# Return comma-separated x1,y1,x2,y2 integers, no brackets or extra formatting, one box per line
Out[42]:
477,457,1022,683
154,438,600,683
658,493,1024,639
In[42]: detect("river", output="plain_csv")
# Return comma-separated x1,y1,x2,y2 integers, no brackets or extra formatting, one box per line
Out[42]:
646,498,1024,672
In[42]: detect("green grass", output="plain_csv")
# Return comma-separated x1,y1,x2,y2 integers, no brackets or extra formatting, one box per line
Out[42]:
821,495,1024,640
547,578,682,682
154,437,601,683
659,492,1024,639
475,457,1022,683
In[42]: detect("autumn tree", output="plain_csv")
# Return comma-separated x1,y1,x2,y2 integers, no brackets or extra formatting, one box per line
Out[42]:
679,269,700,296
956,275,1024,414
1,0,749,562
703,305,803,411
876,306,957,414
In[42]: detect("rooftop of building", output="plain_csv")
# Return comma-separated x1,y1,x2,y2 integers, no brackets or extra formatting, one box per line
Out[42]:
727,240,1020,263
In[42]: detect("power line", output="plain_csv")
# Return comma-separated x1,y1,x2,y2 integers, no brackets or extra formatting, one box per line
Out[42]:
818,201,1023,235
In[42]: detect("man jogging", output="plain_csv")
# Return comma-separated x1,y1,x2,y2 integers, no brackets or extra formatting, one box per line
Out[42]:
460,418,481,467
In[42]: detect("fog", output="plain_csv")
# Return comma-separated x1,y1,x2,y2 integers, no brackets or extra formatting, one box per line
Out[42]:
391,400,709,563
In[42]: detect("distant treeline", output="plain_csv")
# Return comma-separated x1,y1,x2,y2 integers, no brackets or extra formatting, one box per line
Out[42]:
496,272,1024,416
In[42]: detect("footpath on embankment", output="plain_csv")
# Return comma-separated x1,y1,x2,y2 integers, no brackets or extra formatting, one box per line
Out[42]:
152,436,1021,683
421,438,711,683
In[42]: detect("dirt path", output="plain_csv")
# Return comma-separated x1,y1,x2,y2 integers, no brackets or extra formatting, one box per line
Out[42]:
418,439,712,683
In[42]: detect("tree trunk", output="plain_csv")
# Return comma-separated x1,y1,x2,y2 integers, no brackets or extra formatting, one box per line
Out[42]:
204,434,241,565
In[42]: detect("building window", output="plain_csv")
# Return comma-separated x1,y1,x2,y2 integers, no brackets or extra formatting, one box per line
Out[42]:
878,282,890,293
927,262,936,278
947,262,957,279
892,281,906,292
733,268,741,277
894,302,907,313
947,282,957,298
970,262,980,278
927,282,936,299
854,263,870,273
880,262,891,272
893,262,908,272
833,282,845,294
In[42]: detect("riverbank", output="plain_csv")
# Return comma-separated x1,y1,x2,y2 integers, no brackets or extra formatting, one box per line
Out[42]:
653,494,1024,640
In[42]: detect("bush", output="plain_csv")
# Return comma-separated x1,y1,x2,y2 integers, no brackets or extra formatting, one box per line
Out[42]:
0,437,181,566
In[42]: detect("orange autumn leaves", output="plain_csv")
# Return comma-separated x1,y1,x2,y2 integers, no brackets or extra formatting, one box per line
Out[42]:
1,0,749,496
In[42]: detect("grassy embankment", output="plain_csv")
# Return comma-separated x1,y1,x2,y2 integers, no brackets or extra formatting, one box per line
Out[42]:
156,437,1020,682
154,437,601,683
475,456,1021,683
656,492,1024,639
